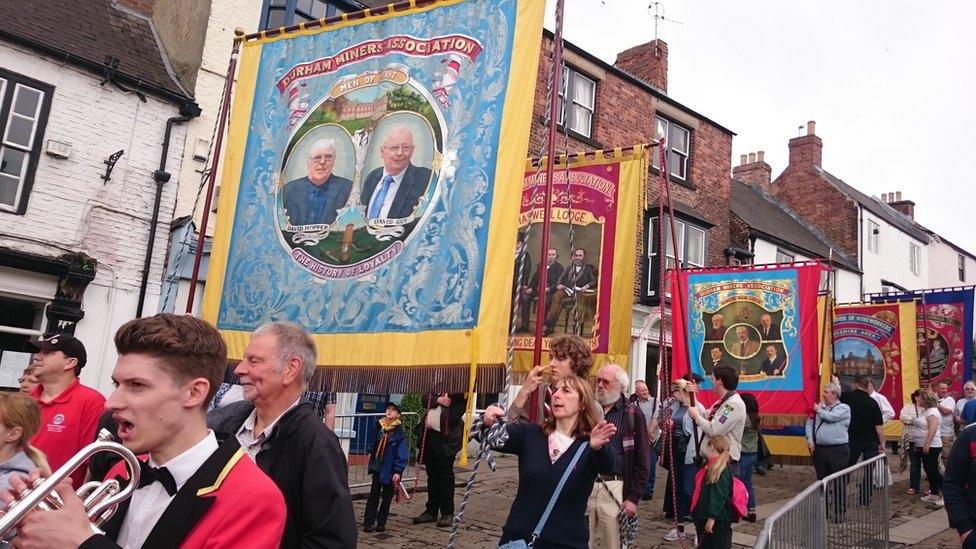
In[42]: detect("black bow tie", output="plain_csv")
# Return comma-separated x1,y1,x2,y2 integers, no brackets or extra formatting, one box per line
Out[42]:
138,461,178,496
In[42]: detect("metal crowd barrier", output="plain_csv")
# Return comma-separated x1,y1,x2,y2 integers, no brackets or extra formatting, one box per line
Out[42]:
334,411,420,489
755,453,889,549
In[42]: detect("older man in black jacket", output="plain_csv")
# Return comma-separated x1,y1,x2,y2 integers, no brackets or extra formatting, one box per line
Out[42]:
209,321,356,548
412,390,468,528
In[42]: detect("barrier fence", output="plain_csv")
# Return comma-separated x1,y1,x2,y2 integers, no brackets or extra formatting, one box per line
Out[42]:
755,453,890,549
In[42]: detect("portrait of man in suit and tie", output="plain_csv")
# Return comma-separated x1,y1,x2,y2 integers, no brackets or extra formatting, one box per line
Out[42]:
705,313,727,341
361,125,433,220
519,248,565,333
756,312,782,341
727,325,761,359
281,138,353,226
704,345,727,374
542,248,598,336
760,344,788,376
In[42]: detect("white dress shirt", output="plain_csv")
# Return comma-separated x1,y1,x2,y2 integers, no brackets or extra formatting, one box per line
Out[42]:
869,390,895,422
116,431,219,549
236,397,302,459
368,169,406,219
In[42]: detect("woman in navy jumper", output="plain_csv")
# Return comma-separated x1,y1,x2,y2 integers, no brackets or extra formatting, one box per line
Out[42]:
484,375,619,548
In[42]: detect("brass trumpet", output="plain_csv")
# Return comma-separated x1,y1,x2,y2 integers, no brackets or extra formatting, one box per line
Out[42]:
0,428,141,539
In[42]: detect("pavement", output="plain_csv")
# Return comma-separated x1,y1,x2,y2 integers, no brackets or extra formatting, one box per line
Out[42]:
350,451,959,548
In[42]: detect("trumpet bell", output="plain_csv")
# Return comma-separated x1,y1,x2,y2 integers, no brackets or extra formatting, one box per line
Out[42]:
0,429,141,539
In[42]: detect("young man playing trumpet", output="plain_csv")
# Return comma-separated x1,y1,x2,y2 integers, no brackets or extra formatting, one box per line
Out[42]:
1,314,286,548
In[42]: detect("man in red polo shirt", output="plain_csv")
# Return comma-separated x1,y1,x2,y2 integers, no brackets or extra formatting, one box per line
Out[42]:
27,332,105,487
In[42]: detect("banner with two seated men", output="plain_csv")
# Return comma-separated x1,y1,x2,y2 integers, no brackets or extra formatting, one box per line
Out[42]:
511,148,645,373
202,0,545,392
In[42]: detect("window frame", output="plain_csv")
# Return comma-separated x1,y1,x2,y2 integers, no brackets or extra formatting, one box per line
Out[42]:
644,213,707,299
909,242,921,276
0,68,54,215
557,65,596,139
259,0,340,30
866,219,880,253
775,249,795,264
652,115,691,182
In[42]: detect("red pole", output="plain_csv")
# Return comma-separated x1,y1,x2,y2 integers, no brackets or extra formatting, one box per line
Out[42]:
185,35,242,314
529,0,567,423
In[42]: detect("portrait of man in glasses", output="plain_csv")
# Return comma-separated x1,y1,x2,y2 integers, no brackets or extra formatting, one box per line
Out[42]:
282,137,353,227
360,125,432,220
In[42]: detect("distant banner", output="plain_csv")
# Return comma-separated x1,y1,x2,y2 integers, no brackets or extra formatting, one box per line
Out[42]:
671,263,825,422
512,147,645,372
201,0,545,392
872,288,974,389
833,301,919,438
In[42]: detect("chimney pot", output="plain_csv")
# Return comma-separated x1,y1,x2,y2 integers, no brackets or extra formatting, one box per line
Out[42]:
896,191,902,201
807,121,816,136
740,154,748,166
757,151,765,162
748,152,756,164
882,193,888,202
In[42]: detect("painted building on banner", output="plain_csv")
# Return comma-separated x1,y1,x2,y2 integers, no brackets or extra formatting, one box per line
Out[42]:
516,34,735,399
730,157,861,303
0,0,201,392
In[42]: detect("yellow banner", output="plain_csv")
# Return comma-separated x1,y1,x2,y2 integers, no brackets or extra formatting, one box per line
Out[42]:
201,0,544,392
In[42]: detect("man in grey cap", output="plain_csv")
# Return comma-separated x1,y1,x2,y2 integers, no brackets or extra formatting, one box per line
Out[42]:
26,332,105,487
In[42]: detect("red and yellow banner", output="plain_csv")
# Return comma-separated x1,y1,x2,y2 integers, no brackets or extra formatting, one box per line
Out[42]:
833,301,919,439
512,147,646,373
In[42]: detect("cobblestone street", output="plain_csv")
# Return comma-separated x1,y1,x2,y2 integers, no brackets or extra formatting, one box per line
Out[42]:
352,452,957,548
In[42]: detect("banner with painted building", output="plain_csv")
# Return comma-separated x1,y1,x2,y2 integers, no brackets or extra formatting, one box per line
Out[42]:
511,147,646,373
871,288,974,390
201,0,544,392
670,262,825,423
833,301,919,438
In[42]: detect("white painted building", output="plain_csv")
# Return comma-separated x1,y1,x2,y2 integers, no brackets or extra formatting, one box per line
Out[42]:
0,1,199,393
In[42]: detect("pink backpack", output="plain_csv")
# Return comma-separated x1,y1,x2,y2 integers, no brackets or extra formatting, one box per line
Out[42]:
690,466,749,523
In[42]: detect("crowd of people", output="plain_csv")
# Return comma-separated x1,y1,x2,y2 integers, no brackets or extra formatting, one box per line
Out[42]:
6,320,976,547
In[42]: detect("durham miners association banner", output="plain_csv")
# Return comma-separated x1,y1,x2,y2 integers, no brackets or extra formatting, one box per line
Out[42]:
671,263,825,421
833,301,919,438
511,147,646,373
201,0,544,392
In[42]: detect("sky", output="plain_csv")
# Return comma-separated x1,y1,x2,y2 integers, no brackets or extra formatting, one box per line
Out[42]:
544,0,976,253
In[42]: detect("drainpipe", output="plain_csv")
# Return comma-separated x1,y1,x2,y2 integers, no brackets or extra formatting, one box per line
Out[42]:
136,102,201,317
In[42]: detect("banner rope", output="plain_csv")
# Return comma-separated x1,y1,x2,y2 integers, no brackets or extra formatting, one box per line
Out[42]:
161,42,240,312
447,0,567,544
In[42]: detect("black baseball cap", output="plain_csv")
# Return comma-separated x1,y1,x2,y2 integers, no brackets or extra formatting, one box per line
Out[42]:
27,333,88,369
386,402,401,413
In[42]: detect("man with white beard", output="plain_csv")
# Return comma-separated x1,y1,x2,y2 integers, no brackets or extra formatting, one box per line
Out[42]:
588,364,650,548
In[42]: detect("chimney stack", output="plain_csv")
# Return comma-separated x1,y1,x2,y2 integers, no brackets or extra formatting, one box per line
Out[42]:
788,119,823,167
613,40,668,92
887,190,916,219
733,150,773,194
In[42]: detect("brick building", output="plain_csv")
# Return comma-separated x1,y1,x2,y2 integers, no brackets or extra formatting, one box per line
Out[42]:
527,33,735,386
0,0,199,392
747,120,975,299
